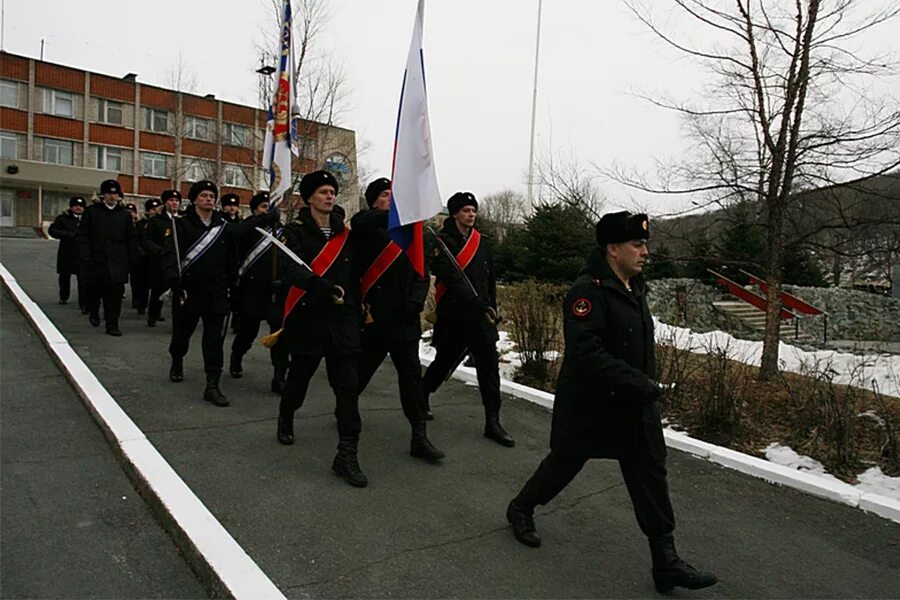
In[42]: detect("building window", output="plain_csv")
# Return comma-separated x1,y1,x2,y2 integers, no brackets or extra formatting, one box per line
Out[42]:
98,98,124,125
43,89,75,118
184,116,211,140
143,108,169,133
224,123,249,147
141,152,168,178
0,132,17,159
43,138,74,165
184,158,214,182
223,164,250,188
97,146,124,172
0,80,18,108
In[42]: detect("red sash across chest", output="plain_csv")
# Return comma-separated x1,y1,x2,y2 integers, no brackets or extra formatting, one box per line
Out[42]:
434,229,481,305
360,240,403,300
281,228,349,320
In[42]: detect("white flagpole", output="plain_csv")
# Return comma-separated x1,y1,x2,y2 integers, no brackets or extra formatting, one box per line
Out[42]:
526,0,543,209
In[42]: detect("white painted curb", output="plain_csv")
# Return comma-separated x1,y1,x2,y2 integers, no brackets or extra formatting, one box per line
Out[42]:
420,346,900,524
1,263,285,600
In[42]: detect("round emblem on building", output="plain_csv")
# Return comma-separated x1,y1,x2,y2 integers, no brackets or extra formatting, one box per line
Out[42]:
572,298,592,317
323,153,352,187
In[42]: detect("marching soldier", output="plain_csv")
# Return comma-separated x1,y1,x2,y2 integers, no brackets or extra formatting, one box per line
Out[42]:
165,180,238,407
48,196,86,310
131,199,160,315
76,179,137,336
142,190,181,327
220,193,243,224
505,212,717,593
421,192,515,447
351,177,444,461
273,170,368,488
229,191,289,393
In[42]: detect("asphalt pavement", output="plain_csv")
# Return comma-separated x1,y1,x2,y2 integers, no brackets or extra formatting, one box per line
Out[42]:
1,237,899,599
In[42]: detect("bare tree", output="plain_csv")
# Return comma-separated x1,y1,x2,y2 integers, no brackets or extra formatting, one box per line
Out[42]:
479,189,528,241
535,145,606,221
612,0,900,380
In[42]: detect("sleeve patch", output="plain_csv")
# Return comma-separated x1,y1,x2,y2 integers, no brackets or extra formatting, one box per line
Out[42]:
572,298,592,317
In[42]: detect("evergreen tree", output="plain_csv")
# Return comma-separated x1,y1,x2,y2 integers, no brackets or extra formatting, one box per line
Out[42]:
644,243,679,279
716,206,766,281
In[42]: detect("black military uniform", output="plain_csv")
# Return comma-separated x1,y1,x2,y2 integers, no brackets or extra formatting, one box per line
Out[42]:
352,178,444,461
131,200,158,315
229,191,289,391
48,196,86,310
220,193,242,333
165,180,238,407
506,212,717,593
421,192,514,447
76,179,137,336
275,170,367,488
142,190,182,326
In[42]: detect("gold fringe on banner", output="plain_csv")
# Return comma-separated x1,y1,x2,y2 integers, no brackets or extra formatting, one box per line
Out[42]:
260,328,284,348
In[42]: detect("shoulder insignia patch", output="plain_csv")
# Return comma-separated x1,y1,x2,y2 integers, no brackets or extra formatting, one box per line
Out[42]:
572,298,592,317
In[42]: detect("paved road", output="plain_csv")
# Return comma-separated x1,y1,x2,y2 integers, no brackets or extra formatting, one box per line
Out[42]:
2,237,899,599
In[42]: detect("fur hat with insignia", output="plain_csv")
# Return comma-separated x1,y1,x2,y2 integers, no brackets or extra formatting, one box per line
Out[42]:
299,170,339,202
364,177,391,207
249,191,270,212
69,196,86,208
595,211,650,246
144,198,162,212
188,180,218,202
161,189,182,202
447,191,478,215
220,193,240,207
99,179,123,198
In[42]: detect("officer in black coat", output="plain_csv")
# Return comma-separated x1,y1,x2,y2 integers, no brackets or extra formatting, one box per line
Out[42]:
131,200,159,315
352,177,444,462
164,180,238,407
48,196,86,309
274,170,368,488
220,193,243,224
506,212,717,593
142,190,182,326
76,179,137,336
229,191,289,392
421,192,515,447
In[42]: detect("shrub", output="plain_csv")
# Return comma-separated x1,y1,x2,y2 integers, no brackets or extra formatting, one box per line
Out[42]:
501,280,567,387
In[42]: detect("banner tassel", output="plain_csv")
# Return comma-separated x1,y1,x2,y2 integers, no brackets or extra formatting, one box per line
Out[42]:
260,328,283,348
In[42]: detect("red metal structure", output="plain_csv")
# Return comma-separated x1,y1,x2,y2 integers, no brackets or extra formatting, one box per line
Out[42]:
708,269,797,320
739,270,826,315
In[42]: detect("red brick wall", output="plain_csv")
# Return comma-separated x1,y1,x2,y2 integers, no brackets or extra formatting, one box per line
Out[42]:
0,53,29,81
182,139,216,158
141,86,177,111
89,123,134,147
0,108,27,131
117,175,134,195
222,146,256,165
182,95,217,118
223,103,257,126
35,62,84,93
140,132,176,153
34,114,82,140
91,74,134,102
139,177,169,197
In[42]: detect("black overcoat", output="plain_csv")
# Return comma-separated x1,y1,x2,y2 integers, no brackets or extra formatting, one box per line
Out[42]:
350,208,429,342
279,206,361,356
430,217,498,348
549,247,666,460
233,213,282,320
76,202,137,284
163,207,237,315
141,213,176,289
48,210,81,275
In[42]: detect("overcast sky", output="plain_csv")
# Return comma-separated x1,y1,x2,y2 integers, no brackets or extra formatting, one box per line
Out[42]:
2,1,897,215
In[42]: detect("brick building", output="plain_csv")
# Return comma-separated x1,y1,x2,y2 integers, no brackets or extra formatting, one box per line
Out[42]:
0,51,358,228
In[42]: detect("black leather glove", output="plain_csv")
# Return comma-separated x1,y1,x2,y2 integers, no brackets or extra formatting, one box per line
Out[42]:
306,276,338,306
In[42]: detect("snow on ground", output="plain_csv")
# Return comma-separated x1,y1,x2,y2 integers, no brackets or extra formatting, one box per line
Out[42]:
654,319,900,398
420,324,900,501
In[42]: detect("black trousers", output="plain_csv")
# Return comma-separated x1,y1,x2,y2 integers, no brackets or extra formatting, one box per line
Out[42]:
358,335,426,423
168,309,226,374
86,281,124,326
58,273,85,306
280,353,361,438
514,450,676,540
131,268,150,310
422,334,501,412
231,313,289,369
147,285,168,322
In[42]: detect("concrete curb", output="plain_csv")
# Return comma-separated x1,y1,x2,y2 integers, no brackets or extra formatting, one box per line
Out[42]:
0,263,285,600
421,349,900,524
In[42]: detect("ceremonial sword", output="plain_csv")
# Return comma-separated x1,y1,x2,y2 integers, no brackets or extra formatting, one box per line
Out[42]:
254,227,344,305
168,212,187,307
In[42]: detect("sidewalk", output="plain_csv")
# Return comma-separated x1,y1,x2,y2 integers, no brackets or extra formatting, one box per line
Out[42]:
2,237,899,599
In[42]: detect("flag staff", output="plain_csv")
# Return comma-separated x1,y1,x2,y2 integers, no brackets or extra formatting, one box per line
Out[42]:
526,0,543,208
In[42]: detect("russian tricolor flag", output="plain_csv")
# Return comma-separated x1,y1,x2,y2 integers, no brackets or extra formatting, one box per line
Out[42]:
388,0,443,276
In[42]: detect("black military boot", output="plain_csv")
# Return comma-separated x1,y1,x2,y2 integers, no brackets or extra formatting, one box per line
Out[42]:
271,366,287,394
88,309,101,327
331,436,368,488
506,499,541,547
229,352,243,378
650,534,718,593
106,323,122,337
410,421,445,461
484,409,515,447
169,357,184,382
277,412,294,445
203,372,229,407
420,392,434,421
